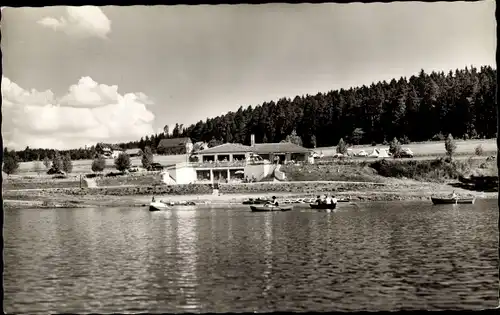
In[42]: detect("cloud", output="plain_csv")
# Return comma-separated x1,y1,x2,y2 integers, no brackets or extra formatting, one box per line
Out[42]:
37,6,111,39
2,76,155,150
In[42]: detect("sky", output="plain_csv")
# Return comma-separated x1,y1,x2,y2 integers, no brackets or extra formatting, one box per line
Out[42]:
1,2,496,150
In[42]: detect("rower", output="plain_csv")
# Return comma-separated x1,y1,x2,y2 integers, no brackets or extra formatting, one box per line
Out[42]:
316,195,322,205
325,195,332,204
332,195,338,204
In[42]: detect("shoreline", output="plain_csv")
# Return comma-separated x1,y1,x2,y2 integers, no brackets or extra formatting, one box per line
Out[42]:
3,186,497,210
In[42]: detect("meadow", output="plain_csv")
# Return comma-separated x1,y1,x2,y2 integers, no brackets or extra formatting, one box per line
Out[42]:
16,154,188,175
316,138,497,157
13,139,497,175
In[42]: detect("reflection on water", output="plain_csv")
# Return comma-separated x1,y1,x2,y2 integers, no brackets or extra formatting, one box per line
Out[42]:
4,200,499,313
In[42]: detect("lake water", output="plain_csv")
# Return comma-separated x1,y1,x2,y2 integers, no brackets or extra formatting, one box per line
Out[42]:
4,199,499,313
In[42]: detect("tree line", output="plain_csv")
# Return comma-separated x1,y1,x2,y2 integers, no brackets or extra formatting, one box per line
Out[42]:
3,145,158,176
179,65,496,148
133,65,497,149
4,65,496,163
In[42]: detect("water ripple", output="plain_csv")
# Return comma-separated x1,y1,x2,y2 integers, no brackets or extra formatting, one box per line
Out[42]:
4,200,498,313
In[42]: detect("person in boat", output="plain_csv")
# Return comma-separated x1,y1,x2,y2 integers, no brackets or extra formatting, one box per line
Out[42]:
325,195,333,204
331,195,338,204
266,196,279,207
321,195,328,204
315,195,322,205
152,196,156,202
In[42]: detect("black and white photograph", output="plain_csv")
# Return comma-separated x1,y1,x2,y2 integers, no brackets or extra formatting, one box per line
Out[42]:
1,1,498,313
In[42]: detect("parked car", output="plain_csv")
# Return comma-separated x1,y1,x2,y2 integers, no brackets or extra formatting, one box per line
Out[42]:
129,166,141,172
148,163,164,171
47,168,65,175
356,150,368,157
399,148,414,158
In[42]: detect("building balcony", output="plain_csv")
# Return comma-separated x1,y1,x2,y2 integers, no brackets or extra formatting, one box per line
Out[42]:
191,160,247,168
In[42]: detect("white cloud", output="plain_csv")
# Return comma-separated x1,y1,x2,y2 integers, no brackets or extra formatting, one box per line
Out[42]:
2,76,155,150
37,6,111,39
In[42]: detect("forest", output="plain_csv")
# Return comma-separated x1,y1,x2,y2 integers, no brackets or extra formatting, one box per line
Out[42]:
5,65,497,162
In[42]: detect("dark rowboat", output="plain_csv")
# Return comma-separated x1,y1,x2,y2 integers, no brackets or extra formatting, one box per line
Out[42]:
250,205,293,212
309,203,337,210
431,197,476,205
242,198,271,205
337,197,351,203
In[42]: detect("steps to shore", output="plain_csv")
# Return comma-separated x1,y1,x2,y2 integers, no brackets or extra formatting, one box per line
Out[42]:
83,178,97,188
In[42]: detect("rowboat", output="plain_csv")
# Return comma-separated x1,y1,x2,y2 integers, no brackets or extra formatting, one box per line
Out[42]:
431,197,476,205
149,201,170,211
242,198,270,205
337,197,351,203
250,205,293,212
163,201,196,206
309,203,337,210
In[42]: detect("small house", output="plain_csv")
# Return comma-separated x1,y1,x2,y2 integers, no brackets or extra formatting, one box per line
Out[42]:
125,148,143,157
157,137,193,155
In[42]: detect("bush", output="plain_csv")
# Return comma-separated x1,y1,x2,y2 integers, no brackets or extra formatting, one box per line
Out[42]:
474,144,484,156
431,133,446,141
336,138,347,155
400,135,411,144
382,138,389,145
142,146,154,169
3,155,20,175
114,153,131,172
51,152,63,172
350,128,364,145
92,155,106,172
43,156,51,169
371,141,377,146
106,171,124,177
370,158,466,182
62,153,73,173
389,137,402,158
445,133,457,159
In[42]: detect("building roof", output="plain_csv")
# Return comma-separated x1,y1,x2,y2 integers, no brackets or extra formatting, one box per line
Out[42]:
157,137,192,149
125,148,142,155
252,142,311,154
196,143,253,154
99,143,122,151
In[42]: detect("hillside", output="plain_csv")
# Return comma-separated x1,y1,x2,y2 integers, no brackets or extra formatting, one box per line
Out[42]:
4,65,497,164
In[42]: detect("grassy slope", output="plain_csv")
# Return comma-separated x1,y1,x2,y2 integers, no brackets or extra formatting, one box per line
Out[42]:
16,154,188,175
282,156,497,184
316,138,496,157
15,139,496,175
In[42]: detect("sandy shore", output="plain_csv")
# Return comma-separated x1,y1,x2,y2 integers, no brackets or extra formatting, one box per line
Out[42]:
3,182,497,210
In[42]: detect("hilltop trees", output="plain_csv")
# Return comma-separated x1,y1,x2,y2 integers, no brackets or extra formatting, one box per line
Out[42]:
283,130,303,146
3,65,497,161
114,152,131,172
350,128,365,145
177,66,496,147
